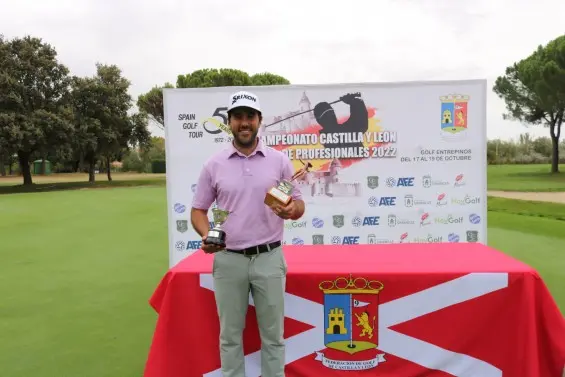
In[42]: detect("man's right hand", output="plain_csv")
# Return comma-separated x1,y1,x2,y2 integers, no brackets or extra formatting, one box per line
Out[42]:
201,236,225,254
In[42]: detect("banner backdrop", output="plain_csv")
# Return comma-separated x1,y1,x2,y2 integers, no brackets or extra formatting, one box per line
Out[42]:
163,80,487,267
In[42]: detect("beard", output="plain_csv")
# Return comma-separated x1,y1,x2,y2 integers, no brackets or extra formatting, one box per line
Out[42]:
233,125,258,148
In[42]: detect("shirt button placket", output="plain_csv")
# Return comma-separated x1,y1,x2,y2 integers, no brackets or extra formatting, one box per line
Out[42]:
242,158,251,176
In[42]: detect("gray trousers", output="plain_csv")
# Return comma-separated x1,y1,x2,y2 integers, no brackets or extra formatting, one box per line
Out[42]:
212,245,287,377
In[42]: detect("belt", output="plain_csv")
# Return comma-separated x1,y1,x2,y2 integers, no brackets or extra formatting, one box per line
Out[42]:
226,241,281,256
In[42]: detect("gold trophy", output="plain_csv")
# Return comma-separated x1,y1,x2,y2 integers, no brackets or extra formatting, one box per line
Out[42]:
204,208,230,248
264,160,312,208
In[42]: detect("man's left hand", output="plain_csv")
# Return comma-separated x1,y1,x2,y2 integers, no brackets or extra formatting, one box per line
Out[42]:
272,201,296,220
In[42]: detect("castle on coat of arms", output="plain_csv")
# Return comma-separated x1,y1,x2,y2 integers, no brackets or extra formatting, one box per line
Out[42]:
315,274,387,370
294,159,362,198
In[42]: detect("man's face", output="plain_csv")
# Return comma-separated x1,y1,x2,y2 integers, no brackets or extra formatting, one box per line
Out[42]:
229,107,261,147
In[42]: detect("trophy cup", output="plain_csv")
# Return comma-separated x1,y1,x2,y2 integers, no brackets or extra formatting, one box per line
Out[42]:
204,208,230,247
264,160,312,208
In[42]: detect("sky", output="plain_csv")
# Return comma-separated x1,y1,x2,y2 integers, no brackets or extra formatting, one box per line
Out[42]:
1,0,563,141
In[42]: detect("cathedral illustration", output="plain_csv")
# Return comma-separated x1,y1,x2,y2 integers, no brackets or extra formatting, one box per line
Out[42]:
262,92,315,134
295,158,362,198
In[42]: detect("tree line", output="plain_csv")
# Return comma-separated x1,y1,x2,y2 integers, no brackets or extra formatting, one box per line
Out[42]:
488,133,565,165
0,35,290,185
1,33,563,186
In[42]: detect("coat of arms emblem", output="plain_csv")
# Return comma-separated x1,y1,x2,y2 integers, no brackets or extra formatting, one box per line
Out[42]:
332,215,344,228
312,234,324,245
367,176,379,189
176,220,188,233
315,274,386,370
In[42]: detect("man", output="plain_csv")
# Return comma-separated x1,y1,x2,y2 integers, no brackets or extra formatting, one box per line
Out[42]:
313,92,368,152
191,90,305,377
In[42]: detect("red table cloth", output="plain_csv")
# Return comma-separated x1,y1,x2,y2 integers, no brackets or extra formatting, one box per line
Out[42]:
143,243,565,377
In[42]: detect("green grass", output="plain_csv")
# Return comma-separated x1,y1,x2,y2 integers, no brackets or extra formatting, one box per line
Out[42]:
0,184,564,377
487,164,565,191
0,187,169,377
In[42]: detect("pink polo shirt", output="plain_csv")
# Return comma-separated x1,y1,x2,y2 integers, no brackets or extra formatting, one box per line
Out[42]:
192,138,303,250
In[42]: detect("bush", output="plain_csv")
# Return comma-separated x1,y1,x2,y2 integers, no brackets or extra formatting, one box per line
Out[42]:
151,160,166,173
122,151,150,173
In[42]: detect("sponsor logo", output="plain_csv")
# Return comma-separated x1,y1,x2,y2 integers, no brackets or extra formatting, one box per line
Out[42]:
434,215,464,225
285,220,307,230
232,93,257,105
176,220,188,233
352,216,380,227
175,240,203,251
466,230,479,242
448,233,460,242
436,193,447,206
174,203,186,213
367,176,379,189
422,175,449,188
454,174,466,187
312,217,324,228
186,240,203,250
387,214,416,227
331,236,360,245
412,234,444,243
419,212,431,226
404,195,432,207
368,196,397,207
292,237,304,245
399,232,409,243
313,234,324,244
368,234,394,244
385,177,415,188
175,241,185,251
333,215,345,228
469,213,481,224
451,195,480,205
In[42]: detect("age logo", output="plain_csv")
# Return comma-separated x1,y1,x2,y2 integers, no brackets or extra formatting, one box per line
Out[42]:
316,274,387,370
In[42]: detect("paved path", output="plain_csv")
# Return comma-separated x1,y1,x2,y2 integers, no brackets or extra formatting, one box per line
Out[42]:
487,191,565,204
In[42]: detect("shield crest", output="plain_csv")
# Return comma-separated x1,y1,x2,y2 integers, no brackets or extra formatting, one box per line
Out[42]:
333,215,344,228
312,234,324,245
466,230,478,242
367,176,378,189
440,94,469,135
422,175,432,188
176,220,188,233
317,275,386,370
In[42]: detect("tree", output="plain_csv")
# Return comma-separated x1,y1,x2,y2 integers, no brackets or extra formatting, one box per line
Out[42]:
136,82,173,130
70,63,147,182
493,34,565,173
0,35,74,185
136,68,290,130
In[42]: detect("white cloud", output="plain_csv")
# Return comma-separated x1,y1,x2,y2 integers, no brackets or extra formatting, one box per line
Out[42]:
0,0,563,140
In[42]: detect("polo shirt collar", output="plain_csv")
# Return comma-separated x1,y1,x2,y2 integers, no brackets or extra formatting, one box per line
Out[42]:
227,137,266,158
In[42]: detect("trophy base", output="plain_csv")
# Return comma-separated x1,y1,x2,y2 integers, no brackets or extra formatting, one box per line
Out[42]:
265,187,292,208
204,229,226,248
